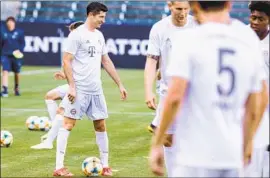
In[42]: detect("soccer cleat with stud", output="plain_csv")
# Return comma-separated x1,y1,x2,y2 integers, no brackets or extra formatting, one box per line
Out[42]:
31,142,53,150
53,167,73,177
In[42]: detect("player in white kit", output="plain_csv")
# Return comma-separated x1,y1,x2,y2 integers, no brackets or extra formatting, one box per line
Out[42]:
31,21,84,149
149,1,268,177
144,1,196,176
244,1,270,177
144,1,196,177
52,2,127,176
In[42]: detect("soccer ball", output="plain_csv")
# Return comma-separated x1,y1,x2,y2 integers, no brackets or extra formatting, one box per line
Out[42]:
26,116,40,130
1,130,13,147
82,157,103,177
38,117,52,131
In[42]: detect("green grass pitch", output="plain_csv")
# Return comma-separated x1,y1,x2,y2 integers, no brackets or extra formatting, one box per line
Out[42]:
1,66,158,177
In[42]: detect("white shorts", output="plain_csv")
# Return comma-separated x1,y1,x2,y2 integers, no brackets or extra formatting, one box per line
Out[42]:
153,94,175,134
60,92,108,120
172,165,240,177
52,84,69,99
244,146,269,177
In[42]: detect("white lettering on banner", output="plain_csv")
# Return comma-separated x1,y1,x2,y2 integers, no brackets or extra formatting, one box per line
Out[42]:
24,36,149,56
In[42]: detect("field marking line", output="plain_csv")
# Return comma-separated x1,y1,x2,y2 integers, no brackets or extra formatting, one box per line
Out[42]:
9,69,58,76
1,108,155,116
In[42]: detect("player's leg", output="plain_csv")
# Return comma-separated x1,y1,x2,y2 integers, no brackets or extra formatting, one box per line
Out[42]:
53,116,76,176
12,58,23,96
1,56,11,97
31,107,64,149
88,94,112,176
45,84,69,121
39,84,68,142
53,93,86,176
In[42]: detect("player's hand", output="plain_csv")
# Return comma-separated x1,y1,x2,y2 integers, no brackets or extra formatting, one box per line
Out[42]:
13,50,24,59
149,145,164,176
243,140,253,166
119,84,127,101
68,87,76,104
54,71,66,80
145,92,157,110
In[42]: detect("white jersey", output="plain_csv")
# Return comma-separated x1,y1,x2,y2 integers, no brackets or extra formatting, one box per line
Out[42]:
254,32,269,149
147,15,196,96
167,19,266,169
64,24,107,94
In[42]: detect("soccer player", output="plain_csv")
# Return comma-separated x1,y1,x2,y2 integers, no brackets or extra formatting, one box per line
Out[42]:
30,21,84,150
149,1,268,177
53,2,127,177
1,16,25,97
244,2,269,177
144,1,196,176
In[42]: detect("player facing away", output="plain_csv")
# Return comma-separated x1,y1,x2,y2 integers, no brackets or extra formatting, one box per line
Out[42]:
244,1,270,177
149,1,268,177
144,1,196,176
53,2,127,177
30,21,84,150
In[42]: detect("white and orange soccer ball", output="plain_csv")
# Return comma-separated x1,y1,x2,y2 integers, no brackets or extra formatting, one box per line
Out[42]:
82,157,103,177
38,117,52,131
1,130,13,147
26,116,40,130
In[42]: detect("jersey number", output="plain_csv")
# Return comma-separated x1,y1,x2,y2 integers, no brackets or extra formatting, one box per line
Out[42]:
217,48,236,96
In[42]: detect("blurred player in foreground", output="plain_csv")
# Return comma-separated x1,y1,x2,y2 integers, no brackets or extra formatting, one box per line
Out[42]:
53,2,127,177
30,21,84,150
149,1,268,177
244,1,269,177
144,1,196,176
1,16,25,97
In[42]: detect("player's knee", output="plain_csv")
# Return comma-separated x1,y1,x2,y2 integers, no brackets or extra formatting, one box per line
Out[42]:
56,107,64,115
164,134,173,147
93,120,106,132
44,91,53,100
63,119,76,131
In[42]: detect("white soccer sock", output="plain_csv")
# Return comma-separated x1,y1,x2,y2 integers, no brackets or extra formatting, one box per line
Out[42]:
44,114,63,145
151,115,160,127
164,146,173,177
45,100,58,121
56,128,70,170
95,131,109,167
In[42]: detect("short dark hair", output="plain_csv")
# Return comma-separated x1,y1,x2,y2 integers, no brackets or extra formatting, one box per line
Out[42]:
86,2,108,16
249,1,270,17
68,21,84,31
6,16,16,23
196,1,227,11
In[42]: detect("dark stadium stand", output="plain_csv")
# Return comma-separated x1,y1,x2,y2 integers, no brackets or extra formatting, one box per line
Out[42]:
17,1,250,25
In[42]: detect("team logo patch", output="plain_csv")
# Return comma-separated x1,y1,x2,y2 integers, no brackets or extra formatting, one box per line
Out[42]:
70,109,76,115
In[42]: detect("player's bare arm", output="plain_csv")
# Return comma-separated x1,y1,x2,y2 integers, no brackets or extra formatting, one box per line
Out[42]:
144,55,159,110
149,76,188,176
62,52,76,103
101,54,127,100
54,71,66,80
243,81,269,165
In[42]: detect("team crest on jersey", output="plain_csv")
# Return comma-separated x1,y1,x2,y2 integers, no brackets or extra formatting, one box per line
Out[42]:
70,109,76,115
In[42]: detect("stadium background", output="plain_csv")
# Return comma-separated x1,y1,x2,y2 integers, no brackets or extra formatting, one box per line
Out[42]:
1,1,251,177
1,1,250,68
